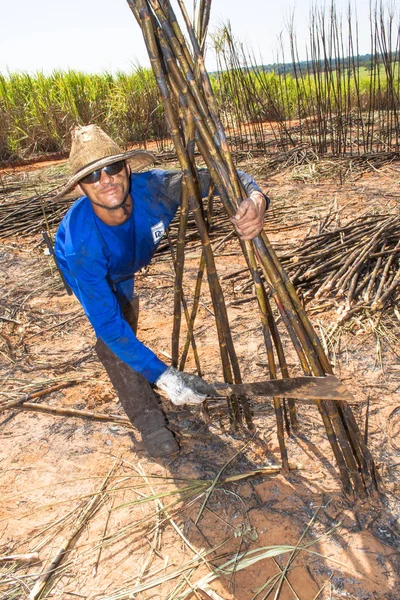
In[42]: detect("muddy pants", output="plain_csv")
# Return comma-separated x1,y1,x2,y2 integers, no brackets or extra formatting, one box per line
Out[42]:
94,296,166,436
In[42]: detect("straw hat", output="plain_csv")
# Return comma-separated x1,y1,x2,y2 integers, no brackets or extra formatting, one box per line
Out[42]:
58,124,155,196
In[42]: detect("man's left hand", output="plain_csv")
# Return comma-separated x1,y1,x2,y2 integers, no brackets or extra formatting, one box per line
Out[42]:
230,191,266,240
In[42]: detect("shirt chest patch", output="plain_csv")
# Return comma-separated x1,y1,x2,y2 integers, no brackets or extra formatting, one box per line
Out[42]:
151,220,165,244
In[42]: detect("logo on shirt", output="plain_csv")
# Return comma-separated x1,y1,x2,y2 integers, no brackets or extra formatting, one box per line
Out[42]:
151,220,165,244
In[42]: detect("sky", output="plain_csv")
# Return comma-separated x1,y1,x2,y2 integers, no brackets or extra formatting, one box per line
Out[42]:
0,0,384,75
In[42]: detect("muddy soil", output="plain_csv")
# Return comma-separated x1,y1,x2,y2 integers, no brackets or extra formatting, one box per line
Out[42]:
0,155,399,599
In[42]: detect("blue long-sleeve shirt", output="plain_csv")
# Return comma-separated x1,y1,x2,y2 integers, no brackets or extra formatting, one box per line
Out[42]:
55,168,267,382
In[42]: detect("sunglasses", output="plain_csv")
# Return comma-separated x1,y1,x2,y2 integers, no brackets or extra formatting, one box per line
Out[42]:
79,160,126,185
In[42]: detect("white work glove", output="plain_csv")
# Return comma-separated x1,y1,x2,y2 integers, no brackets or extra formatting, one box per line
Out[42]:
155,367,213,406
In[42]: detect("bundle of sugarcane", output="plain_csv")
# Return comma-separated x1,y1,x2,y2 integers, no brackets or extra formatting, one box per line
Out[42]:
228,211,400,318
281,212,400,313
0,165,75,238
0,193,75,238
127,0,377,497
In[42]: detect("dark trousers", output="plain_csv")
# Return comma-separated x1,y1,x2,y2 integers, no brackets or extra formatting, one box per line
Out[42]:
95,297,165,433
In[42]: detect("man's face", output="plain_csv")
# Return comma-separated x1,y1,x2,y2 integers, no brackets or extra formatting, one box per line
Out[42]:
78,161,131,211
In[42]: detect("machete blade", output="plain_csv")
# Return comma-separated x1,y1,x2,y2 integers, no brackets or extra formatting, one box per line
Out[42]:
209,374,353,402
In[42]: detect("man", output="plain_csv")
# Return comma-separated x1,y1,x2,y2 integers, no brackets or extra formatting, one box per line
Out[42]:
55,124,268,457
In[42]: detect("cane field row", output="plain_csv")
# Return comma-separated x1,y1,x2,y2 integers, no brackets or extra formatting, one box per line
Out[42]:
1,2,399,162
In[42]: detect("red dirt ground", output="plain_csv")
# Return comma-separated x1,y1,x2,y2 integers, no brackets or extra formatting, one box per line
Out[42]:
0,155,399,599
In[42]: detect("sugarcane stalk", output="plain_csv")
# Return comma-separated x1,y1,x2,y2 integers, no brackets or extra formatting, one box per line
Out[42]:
253,236,367,493
177,0,246,205
172,8,305,432
179,188,214,372
1,380,82,413
270,262,370,492
156,31,242,427
336,401,379,492
169,95,276,436
373,267,400,309
372,238,400,305
171,185,189,366
162,31,246,427
250,260,289,464
336,224,389,292
262,291,298,432
253,239,325,374
261,233,335,375
325,220,391,292
221,266,249,281
170,69,198,368
307,247,364,283
194,117,315,386
242,244,287,444
13,402,133,426
150,1,243,212
294,216,384,253
132,0,243,428
371,246,400,258
157,0,195,71
326,399,366,496
167,228,202,375
353,266,377,300
129,0,377,495
346,271,360,309
195,0,212,52
177,254,205,371
159,0,291,440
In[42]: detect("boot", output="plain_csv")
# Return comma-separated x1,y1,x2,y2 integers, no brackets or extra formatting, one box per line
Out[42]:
95,297,178,457
96,338,179,457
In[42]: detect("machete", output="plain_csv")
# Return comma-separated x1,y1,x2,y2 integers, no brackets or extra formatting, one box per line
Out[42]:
208,374,353,402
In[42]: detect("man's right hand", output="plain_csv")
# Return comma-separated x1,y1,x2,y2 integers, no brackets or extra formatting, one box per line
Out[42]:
230,191,266,240
155,367,213,406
